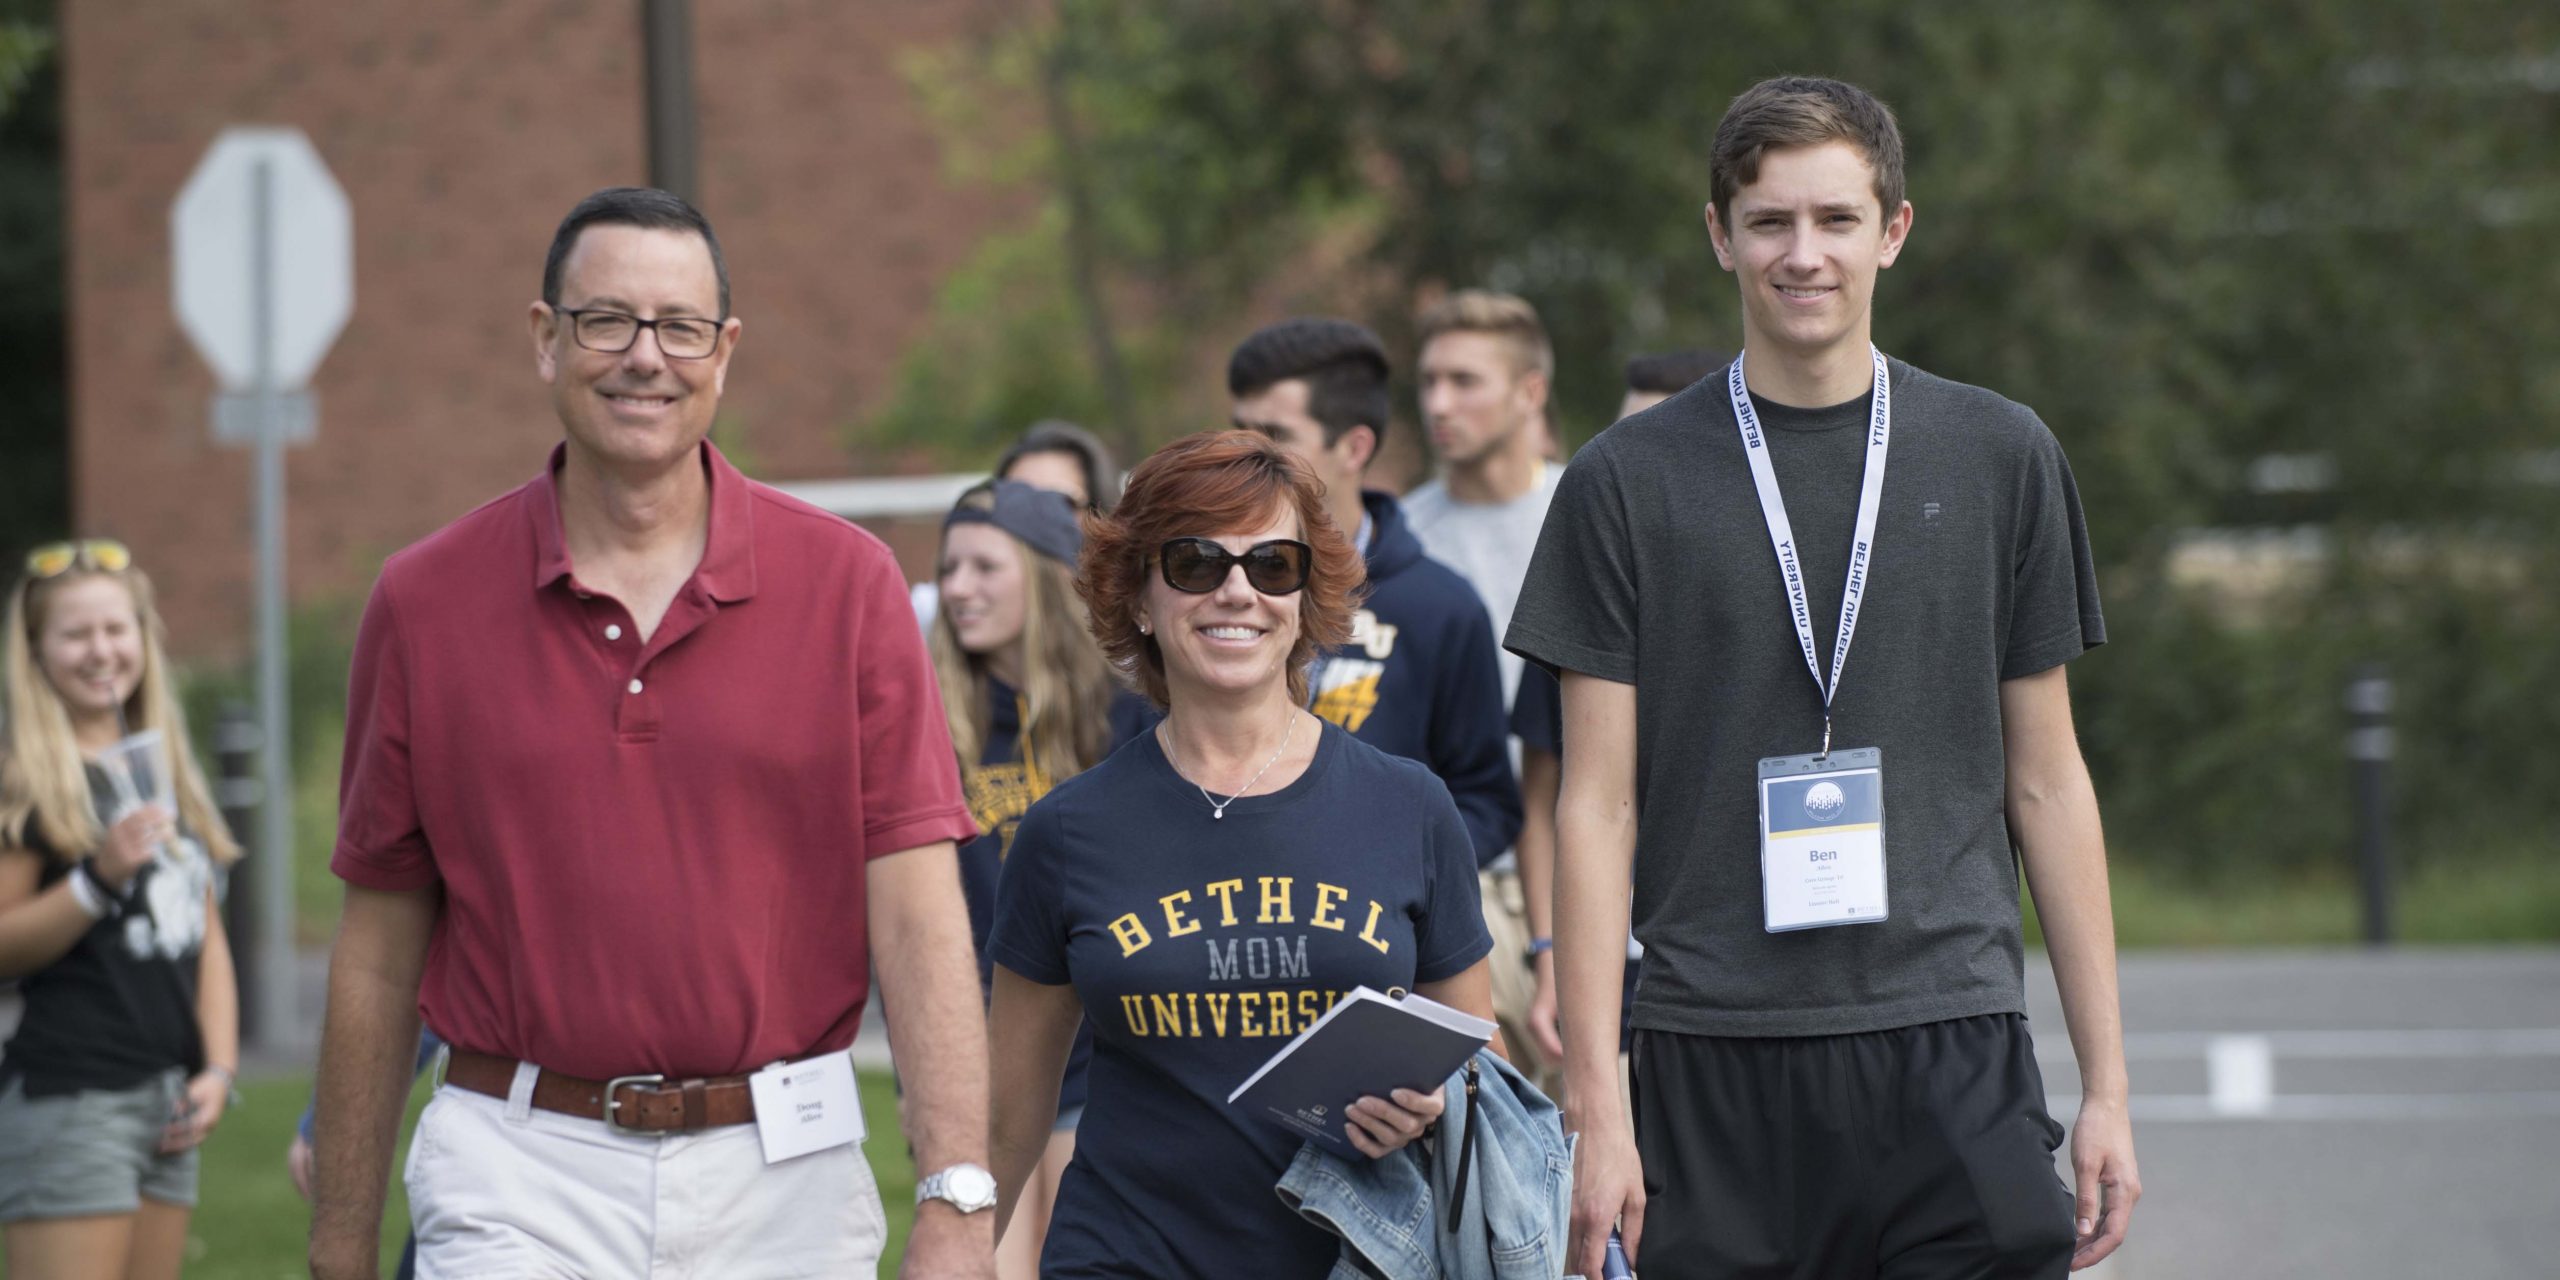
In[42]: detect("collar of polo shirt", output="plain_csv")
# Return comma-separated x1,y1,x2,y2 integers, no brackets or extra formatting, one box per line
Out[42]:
527,441,760,604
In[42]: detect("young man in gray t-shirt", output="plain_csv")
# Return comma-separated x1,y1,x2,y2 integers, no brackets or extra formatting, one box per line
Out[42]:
1508,77,2140,1279
1404,288,1565,706
1401,290,1570,1096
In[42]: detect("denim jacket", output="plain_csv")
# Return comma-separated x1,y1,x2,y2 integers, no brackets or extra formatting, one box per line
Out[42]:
1275,1049,1575,1280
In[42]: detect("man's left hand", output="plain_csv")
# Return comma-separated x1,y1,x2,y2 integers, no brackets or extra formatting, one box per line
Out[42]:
898,1202,997,1280
2068,1096,2140,1270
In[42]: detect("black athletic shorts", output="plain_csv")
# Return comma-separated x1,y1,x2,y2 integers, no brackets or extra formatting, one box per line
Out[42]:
1629,1013,2076,1280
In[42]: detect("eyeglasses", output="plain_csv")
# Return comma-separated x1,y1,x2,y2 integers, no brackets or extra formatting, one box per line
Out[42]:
1157,538,1313,596
557,308,725,360
26,539,132,579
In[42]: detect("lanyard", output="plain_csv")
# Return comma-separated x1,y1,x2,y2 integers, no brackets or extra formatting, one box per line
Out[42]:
1727,345,1891,758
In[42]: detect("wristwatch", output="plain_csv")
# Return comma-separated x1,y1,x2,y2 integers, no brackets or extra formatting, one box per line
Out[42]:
915,1162,999,1213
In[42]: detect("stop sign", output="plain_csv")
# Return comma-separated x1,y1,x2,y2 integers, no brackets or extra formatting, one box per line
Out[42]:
171,127,352,393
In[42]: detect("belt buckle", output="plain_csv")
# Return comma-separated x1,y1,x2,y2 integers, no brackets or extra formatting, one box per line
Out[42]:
602,1073,668,1135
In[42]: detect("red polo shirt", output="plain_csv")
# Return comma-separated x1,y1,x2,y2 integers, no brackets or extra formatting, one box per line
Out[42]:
333,442,976,1079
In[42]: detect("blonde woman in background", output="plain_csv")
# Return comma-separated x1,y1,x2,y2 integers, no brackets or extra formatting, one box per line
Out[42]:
0,539,241,1280
930,480,1152,1280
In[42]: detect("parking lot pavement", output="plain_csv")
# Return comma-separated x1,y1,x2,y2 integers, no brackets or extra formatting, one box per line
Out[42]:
2027,948,2560,1279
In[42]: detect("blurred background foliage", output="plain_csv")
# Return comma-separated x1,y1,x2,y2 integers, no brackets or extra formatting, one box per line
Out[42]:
1,0,2551,928
0,0,65,565
863,0,2560,898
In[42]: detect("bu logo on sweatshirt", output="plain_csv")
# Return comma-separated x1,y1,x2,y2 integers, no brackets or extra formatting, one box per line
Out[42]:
1310,609,1399,733
1345,609,1400,659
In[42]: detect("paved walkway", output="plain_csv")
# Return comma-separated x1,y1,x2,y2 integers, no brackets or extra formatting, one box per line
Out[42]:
268,945,2560,1277
2027,948,2560,1279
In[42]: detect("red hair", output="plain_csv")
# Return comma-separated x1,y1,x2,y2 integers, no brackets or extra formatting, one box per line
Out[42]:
1078,430,1365,707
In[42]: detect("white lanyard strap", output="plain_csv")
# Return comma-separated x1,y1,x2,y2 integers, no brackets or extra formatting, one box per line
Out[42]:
1727,345,1891,757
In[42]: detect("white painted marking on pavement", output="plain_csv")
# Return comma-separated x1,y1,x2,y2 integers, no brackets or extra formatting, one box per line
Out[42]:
2063,1028,2560,1061
2050,1092,2560,1122
2206,1035,2275,1116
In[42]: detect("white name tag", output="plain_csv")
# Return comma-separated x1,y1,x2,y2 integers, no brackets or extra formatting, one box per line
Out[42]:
747,1052,865,1164
1758,749,1890,932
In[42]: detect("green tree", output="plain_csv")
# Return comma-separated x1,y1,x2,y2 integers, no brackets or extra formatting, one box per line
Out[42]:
877,0,2560,876
0,0,63,566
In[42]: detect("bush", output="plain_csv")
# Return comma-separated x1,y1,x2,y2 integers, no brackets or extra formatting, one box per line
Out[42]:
2077,572,2560,882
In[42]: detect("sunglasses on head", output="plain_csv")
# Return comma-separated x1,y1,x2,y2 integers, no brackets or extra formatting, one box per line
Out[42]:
1157,538,1313,596
25,539,132,580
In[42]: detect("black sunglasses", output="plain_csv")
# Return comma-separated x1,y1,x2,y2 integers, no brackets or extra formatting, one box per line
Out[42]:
1157,538,1313,595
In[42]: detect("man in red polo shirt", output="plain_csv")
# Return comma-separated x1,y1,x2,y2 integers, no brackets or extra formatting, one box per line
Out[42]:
308,188,996,1280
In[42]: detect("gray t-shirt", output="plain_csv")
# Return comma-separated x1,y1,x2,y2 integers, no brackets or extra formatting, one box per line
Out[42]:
1505,358,2104,1038
1404,465,1562,706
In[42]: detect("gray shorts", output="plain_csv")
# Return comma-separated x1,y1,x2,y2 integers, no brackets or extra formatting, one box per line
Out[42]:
0,1069,200,1222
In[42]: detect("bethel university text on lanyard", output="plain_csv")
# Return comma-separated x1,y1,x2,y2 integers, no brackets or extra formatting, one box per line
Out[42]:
1732,346,1894,931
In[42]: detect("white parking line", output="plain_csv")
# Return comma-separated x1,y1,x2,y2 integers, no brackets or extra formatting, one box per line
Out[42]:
2050,1091,2560,1122
2205,1035,2274,1116
2035,1026,2560,1122
2044,1028,2560,1061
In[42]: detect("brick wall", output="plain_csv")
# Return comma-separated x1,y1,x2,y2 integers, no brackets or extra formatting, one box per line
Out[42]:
64,2,1023,664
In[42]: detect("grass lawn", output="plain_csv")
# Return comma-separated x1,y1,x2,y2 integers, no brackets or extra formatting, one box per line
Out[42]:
2026,847,2560,947
113,1069,917,1279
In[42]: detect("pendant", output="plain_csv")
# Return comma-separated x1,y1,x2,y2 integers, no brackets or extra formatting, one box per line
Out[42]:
1213,808,1225,820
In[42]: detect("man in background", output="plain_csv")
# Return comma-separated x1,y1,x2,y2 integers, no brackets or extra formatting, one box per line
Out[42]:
1227,318,1520,868
1395,290,1569,1089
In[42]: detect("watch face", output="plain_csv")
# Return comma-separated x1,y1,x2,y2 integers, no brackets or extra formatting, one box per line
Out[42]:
947,1172,993,1208
948,1164,999,1209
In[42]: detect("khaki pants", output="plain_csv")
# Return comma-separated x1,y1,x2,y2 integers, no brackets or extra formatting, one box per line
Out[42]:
1479,868,1565,1099
1479,868,1637,1120
407,1070,886,1279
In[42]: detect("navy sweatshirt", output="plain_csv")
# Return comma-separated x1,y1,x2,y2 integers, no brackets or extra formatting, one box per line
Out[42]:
958,678,1156,1118
1308,490,1522,865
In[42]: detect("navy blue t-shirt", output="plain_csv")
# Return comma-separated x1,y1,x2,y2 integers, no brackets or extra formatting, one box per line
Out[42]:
991,718,1493,1280
1505,665,1641,1049
1509,664,1563,757
958,679,1155,1119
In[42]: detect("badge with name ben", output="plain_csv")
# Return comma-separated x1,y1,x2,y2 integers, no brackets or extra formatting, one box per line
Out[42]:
747,1051,865,1165
1757,748,1888,932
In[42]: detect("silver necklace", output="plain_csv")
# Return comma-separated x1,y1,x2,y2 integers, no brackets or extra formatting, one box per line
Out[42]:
1161,711,1297,820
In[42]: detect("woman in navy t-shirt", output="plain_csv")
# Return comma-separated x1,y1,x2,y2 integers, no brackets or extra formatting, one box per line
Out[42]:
988,431,1495,1279
931,478,1153,1279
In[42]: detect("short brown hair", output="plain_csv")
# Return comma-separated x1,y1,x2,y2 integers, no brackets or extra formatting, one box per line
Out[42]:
1415,289,1553,380
1710,77,1906,225
1078,431,1364,708
1227,319,1394,449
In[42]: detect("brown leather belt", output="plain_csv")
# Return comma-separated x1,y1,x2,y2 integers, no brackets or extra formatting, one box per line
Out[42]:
442,1049,759,1134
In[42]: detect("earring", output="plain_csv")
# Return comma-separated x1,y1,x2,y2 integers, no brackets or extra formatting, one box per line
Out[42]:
1138,621,1151,635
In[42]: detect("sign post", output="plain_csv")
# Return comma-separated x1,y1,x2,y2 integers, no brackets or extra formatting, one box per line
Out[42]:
172,127,351,1051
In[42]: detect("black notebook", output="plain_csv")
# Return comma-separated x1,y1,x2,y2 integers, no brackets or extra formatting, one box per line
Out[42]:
1226,985,1496,1152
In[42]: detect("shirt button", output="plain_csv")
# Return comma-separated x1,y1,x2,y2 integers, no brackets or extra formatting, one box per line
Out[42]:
605,624,623,641
627,678,644,695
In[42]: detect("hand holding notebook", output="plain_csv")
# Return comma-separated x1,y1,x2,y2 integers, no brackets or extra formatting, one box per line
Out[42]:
1228,985,1496,1153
